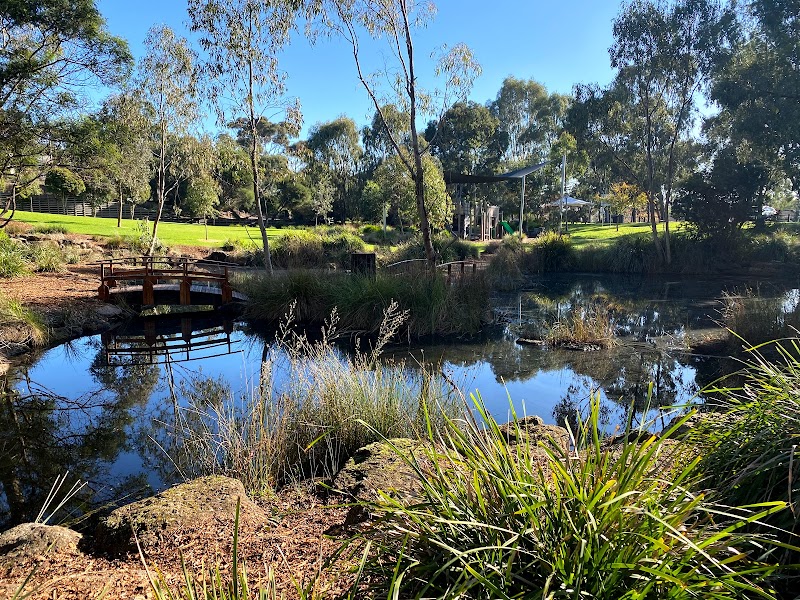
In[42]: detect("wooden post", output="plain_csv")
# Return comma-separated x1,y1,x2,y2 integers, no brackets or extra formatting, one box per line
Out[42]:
143,276,154,306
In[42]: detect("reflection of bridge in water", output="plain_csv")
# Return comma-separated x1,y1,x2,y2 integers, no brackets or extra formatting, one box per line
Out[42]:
97,256,247,308
101,316,239,365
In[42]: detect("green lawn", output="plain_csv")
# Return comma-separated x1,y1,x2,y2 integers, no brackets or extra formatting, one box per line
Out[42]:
562,222,683,248
11,211,280,248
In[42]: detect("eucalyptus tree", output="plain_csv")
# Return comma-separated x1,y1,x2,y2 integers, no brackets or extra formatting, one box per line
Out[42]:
710,0,800,190
571,0,734,264
425,101,501,175
490,77,570,166
307,0,480,268
0,0,130,227
188,0,303,275
137,25,199,254
362,104,410,169
306,117,364,220
99,92,153,226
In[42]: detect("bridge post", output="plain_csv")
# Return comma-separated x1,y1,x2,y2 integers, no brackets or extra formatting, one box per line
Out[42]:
221,266,232,304
143,276,154,306
98,263,110,301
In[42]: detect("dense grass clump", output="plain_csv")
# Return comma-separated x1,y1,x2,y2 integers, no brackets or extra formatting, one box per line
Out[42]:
28,241,65,272
270,229,366,269
164,306,462,489
346,395,788,598
721,289,800,348
545,302,615,348
238,270,490,338
523,231,575,272
389,233,480,265
0,294,47,348
33,224,68,235
0,232,29,277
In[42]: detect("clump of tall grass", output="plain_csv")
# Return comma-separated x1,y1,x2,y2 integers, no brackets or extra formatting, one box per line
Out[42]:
521,231,574,273
0,293,47,347
0,233,29,277
28,241,65,272
545,302,616,348
389,233,480,265
346,394,789,598
166,303,462,490
271,230,366,270
238,271,490,338
33,224,68,235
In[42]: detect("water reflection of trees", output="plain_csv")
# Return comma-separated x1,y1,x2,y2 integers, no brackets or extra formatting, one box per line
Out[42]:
0,345,159,528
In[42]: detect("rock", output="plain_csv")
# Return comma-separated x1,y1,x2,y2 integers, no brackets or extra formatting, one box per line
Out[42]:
95,476,255,553
333,438,428,505
94,304,124,319
206,251,229,263
0,523,83,567
332,438,431,527
498,416,571,451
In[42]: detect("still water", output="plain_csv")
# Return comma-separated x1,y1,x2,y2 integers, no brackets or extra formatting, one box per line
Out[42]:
1,274,796,528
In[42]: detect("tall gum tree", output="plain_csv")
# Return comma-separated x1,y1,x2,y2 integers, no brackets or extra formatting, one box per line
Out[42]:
570,0,734,264
188,0,304,275
307,0,480,268
137,25,198,255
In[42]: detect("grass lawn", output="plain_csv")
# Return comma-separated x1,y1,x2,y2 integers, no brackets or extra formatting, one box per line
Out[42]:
11,211,280,248
562,222,684,248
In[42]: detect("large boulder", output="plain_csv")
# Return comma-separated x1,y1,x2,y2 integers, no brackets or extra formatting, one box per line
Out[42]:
95,476,258,554
333,438,429,504
0,523,83,568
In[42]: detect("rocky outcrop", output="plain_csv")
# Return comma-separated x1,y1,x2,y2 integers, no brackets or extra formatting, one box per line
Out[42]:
333,438,429,504
95,475,259,554
0,523,83,568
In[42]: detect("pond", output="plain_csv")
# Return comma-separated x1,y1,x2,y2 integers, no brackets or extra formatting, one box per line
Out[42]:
2,273,798,529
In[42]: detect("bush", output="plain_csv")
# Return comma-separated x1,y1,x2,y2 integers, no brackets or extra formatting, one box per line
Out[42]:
322,231,366,268
239,271,491,338
28,241,64,273
33,224,68,235
271,230,326,269
523,231,574,272
0,235,29,278
389,233,480,265
347,394,789,598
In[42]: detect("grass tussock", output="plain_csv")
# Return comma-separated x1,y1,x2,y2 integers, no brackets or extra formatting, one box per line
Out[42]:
0,232,29,277
165,304,462,490
238,271,490,338
545,302,616,348
388,233,480,266
345,394,790,598
0,293,47,348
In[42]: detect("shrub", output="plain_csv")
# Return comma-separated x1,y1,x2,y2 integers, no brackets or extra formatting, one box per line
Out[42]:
322,231,366,268
0,236,28,278
347,394,789,598
0,294,46,347
523,231,574,272
28,241,64,273
271,230,326,269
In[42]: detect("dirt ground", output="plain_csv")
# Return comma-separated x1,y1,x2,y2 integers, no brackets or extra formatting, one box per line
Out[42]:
0,486,355,600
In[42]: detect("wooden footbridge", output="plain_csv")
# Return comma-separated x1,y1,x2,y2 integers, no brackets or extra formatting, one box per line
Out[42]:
97,256,244,307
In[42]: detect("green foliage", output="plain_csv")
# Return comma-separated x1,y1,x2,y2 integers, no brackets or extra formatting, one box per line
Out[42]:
348,394,788,598
0,235,29,278
694,340,800,595
45,167,86,199
0,294,46,346
523,231,574,272
721,289,800,348
33,224,68,235
239,271,490,338
390,233,479,265
28,242,64,273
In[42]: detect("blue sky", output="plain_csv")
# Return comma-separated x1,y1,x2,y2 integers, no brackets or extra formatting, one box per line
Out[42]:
97,0,620,136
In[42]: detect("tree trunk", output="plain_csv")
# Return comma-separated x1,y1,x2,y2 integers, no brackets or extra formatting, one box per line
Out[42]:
148,122,167,256
117,184,123,228
247,47,272,275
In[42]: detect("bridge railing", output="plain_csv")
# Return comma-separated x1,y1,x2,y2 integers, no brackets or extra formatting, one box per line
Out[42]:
96,255,241,306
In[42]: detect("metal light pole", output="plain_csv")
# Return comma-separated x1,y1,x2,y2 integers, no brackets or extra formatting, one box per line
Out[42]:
558,153,566,234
